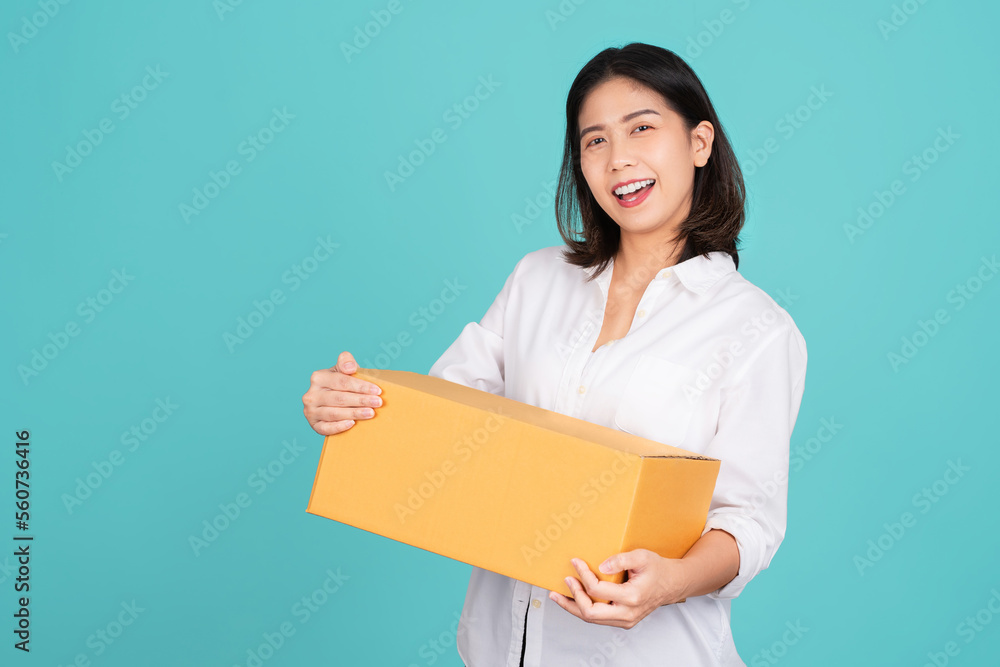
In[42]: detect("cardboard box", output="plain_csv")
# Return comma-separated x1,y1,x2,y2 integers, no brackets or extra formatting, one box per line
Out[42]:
306,367,720,599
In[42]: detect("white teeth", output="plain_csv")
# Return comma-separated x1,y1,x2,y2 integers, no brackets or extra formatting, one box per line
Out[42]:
614,179,654,196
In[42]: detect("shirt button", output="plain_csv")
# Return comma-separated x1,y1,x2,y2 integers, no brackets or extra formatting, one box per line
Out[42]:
578,385,586,394
532,599,541,609
637,309,646,318
661,270,671,279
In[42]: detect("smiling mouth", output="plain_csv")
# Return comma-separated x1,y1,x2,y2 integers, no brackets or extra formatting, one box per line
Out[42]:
615,180,655,200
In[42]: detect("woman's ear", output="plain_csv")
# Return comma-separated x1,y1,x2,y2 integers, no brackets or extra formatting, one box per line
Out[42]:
691,121,715,168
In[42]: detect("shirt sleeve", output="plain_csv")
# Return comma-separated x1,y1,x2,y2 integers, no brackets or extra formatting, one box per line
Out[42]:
427,256,523,396
699,319,808,600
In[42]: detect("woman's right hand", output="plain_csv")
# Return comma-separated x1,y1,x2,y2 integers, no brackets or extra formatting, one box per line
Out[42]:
302,351,383,436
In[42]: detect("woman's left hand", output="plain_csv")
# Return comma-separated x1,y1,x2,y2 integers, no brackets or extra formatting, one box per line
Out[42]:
548,549,688,629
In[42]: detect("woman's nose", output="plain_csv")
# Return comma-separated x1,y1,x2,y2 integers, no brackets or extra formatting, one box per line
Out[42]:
608,141,636,169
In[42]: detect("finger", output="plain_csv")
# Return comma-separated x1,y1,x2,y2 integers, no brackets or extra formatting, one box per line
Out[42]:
566,570,634,626
547,589,585,621
564,574,596,615
333,374,382,398
307,385,382,410
598,549,651,576
572,559,630,606
335,351,358,374
562,576,630,626
311,419,356,436
310,368,381,397
332,351,382,395
310,405,377,423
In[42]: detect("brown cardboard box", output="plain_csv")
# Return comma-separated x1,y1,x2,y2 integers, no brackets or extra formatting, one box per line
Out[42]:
306,367,720,598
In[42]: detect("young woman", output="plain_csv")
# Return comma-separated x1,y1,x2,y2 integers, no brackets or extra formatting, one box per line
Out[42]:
303,42,807,666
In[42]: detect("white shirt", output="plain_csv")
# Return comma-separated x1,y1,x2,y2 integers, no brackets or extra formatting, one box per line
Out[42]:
428,244,807,666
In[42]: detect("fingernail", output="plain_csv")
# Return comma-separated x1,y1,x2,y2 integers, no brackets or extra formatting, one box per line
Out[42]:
564,577,573,588
599,562,611,573
344,362,356,371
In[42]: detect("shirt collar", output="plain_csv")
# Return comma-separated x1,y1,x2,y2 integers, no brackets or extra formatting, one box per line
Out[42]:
589,250,736,297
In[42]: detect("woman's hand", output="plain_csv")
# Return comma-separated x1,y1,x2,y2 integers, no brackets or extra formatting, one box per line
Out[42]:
549,530,739,628
548,549,688,629
302,351,383,436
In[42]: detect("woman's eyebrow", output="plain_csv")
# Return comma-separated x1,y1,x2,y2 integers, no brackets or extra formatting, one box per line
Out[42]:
579,109,661,141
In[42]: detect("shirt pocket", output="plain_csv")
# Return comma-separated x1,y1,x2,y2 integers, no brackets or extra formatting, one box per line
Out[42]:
613,353,699,447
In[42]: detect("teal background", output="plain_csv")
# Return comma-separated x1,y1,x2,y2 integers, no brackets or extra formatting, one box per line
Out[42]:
2,0,999,665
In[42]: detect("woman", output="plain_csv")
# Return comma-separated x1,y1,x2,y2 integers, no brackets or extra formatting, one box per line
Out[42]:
303,42,807,666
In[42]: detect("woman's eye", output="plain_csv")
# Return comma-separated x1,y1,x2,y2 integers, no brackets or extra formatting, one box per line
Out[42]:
586,126,651,147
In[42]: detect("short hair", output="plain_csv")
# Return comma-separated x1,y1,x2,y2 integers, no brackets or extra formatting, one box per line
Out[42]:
556,42,746,275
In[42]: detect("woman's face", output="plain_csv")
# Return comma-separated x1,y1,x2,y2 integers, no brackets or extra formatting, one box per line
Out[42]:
577,77,713,246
